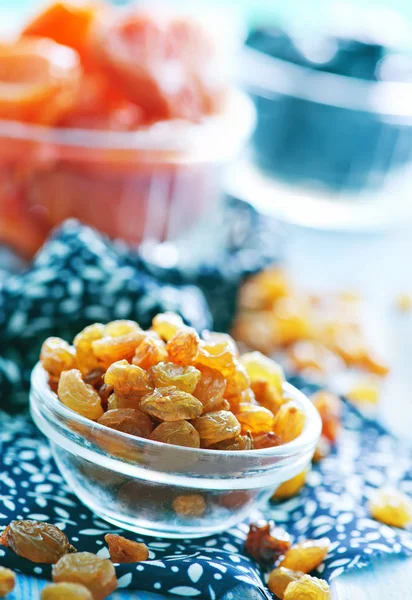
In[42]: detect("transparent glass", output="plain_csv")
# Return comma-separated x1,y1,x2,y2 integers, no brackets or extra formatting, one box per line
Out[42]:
30,362,321,538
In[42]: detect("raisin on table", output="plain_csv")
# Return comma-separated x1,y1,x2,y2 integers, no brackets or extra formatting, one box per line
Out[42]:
41,582,93,600
245,521,291,566
369,487,412,528
280,539,329,573
284,574,331,599
0,520,75,564
52,552,117,600
0,566,15,597
104,534,149,563
268,567,305,599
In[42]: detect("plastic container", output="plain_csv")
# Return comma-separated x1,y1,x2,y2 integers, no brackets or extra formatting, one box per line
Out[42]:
0,88,255,257
30,362,321,538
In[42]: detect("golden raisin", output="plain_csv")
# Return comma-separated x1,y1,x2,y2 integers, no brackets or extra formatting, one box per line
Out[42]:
172,494,206,518
149,420,200,448
167,328,200,365
104,320,140,337
92,333,144,367
140,387,203,421
98,409,153,438
347,379,380,405
239,267,290,310
192,410,241,446
369,487,412,528
222,359,250,397
226,387,257,412
0,520,74,564
106,392,139,410
253,431,281,449
245,521,291,566
196,339,235,371
41,582,93,600
232,311,276,355
241,351,285,395
311,390,342,443
202,331,239,355
0,566,15,597
268,567,305,599
132,335,168,370
211,432,253,451
273,401,306,443
284,575,330,600
149,362,201,393
152,312,184,341
272,470,307,500
52,552,117,600
235,404,275,435
280,539,329,573
193,366,227,413
58,369,103,420
104,534,149,563
41,337,76,378
250,379,284,415
73,323,105,375
104,360,153,397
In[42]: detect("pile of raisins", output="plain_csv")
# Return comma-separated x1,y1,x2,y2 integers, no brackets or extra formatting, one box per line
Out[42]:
40,314,307,452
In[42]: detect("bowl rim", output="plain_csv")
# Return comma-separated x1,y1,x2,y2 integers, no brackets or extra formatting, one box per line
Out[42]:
31,361,322,461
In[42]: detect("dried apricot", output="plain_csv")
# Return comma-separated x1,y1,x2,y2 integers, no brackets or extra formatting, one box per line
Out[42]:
73,323,105,375
241,351,285,395
133,335,168,370
245,521,291,566
311,390,342,443
41,337,76,378
152,312,184,341
52,552,117,600
58,369,103,420
92,333,144,367
268,567,305,599
284,575,330,600
149,362,201,393
192,410,241,446
235,404,275,435
0,566,15,597
98,409,153,438
280,539,329,573
172,494,206,518
140,387,203,421
167,328,200,365
41,582,93,600
369,487,412,528
272,401,306,443
252,431,281,449
104,360,152,397
0,520,74,564
272,470,307,500
149,420,200,448
104,534,148,563
193,366,227,413
211,432,253,451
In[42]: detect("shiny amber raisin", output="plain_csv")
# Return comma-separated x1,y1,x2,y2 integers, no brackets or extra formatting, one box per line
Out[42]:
52,552,117,600
202,331,239,355
140,387,203,421
0,520,74,564
235,404,275,435
104,360,153,397
132,335,168,370
245,521,291,566
239,267,290,310
98,409,153,438
41,582,93,600
104,534,148,563
152,312,184,341
149,362,201,393
273,401,306,443
311,390,342,443
196,339,235,371
58,369,103,420
41,337,76,378
272,296,313,346
222,359,250,397
73,323,105,375
347,379,380,405
192,410,241,446
241,351,285,395
106,392,139,410
284,575,330,600
193,366,227,413
0,566,15,597
226,387,257,412
268,567,305,599
92,333,144,367
253,431,282,449
369,487,412,528
149,420,200,448
280,539,329,573
250,379,284,415
211,432,253,450
272,470,307,500
167,328,200,365
104,320,140,337
172,494,206,518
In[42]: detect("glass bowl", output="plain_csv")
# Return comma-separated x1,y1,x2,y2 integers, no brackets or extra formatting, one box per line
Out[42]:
30,362,321,539
0,88,255,257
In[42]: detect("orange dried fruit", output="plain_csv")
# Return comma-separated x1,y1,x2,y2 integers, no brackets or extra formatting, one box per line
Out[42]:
92,333,144,367
104,534,148,563
149,420,200,448
241,351,285,395
272,401,306,443
268,567,305,599
252,431,281,449
41,582,93,600
41,336,76,378
0,520,75,564
192,410,241,446
106,392,139,410
239,267,290,310
104,360,152,397
97,408,153,438
58,369,103,420
0,566,15,597
250,379,284,415
73,323,105,375
235,404,275,435
280,539,330,573
196,339,235,372
272,470,307,500
172,494,206,518
132,335,168,370
52,552,117,600
311,390,342,443
140,387,202,421
245,521,291,566
193,365,227,413
104,320,141,337
369,487,412,528
152,312,185,341
284,574,330,600
222,359,250,397
167,327,200,365
211,432,253,451
149,362,201,393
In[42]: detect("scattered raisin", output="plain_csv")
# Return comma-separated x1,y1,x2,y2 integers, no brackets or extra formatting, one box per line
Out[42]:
272,401,306,443
192,410,241,446
152,312,184,341
104,534,149,563
140,387,203,421
52,552,117,600
369,487,412,528
98,409,153,438
149,362,201,393
0,566,15,597
0,520,74,564
311,390,341,443
149,420,200,448
167,328,200,365
172,494,206,518
272,471,307,500
58,369,103,420
41,337,76,378
104,360,152,397
41,582,93,600
245,521,291,566
283,575,330,600
280,539,329,573
268,567,305,599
